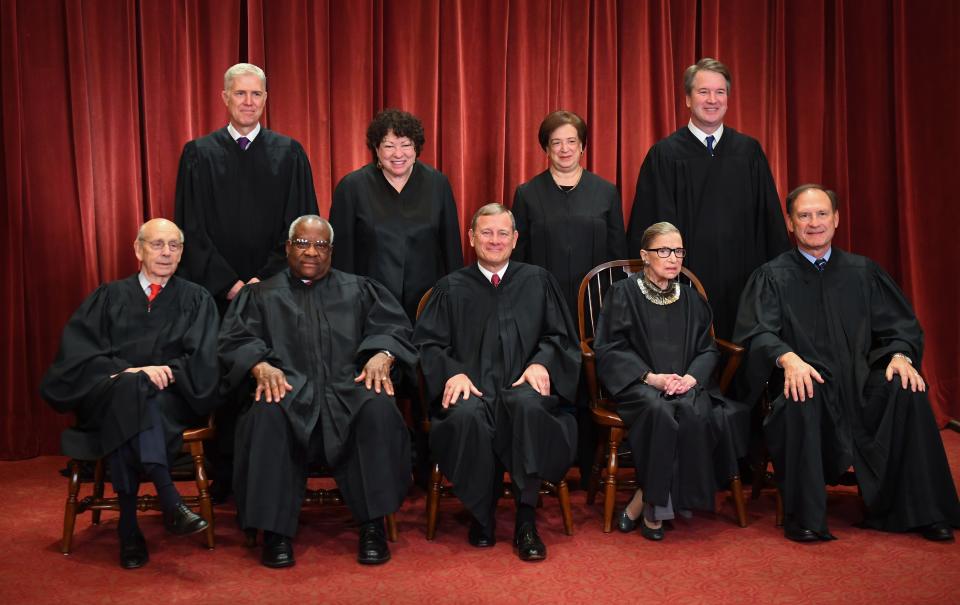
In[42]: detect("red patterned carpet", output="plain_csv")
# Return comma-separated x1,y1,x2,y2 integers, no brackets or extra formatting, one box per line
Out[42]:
2,431,959,605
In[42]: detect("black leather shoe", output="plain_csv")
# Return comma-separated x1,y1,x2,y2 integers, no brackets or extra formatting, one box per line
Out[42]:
640,518,664,541
784,525,822,542
261,532,295,568
163,503,209,536
920,522,954,542
468,519,496,547
514,522,546,562
616,509,637,533
358,520,390,565
119,529,148,569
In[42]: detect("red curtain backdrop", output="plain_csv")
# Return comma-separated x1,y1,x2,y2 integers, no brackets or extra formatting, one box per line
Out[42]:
1,0,957,459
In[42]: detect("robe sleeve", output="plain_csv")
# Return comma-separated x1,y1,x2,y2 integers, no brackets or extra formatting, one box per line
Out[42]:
218,285,286,393
437,175,465,273
174,141,240,297
40,285,134,413
526,271,582,403
413,283,469,403
255,141,319,280
593,283,654,397
165,291,221,415
627,145,677,257
866,261,924,367
329,174,358,273
732,266,793,405
354,278,418,372
752,147,790,260
511,185,530,262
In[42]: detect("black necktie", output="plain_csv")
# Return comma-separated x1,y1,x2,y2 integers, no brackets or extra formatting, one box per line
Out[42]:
815,258,827,272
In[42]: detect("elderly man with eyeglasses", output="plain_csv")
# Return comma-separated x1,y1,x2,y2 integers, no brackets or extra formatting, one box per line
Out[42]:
42,218,220,569
219,215,417,568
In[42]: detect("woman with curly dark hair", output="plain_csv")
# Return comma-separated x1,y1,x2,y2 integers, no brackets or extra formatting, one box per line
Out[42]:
329,109,463,320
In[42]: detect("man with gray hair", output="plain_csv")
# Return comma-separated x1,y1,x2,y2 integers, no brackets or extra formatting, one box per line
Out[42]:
626,57,789,341
414,203,580,562
174,62,319,499
41,218,219,569
219,215,417,568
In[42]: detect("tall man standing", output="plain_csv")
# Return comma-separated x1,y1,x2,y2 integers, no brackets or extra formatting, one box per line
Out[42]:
41,219,219,569
414,203,581,562
627,58,789,340
174,63,319,497
174,62,318,312
734,185,959,542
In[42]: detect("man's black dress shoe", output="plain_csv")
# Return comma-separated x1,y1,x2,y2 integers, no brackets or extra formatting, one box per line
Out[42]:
784,525,820,542
119,530,148,569
358,520,391,565
468,519,496,547
640,518,664,541
514,522,546,561
163,503,209,536
920,522,954,542
261,532,295,568
616,509,637,533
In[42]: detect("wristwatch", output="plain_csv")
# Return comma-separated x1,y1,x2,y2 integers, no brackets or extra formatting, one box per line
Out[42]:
381,350,395,361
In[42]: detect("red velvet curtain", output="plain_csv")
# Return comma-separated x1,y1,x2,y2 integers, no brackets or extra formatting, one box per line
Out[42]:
2,0,957,459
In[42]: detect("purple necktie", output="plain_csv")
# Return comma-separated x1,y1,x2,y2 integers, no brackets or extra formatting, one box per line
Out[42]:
238,136,250,150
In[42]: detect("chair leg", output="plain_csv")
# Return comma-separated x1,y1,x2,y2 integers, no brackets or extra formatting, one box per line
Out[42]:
730,475,747,528
90,459,105,526
386,513,398,542
61,460,82,554
190,441,215,549
586,438,604,506
602,427,622,533
556,479,574,536
426,462,442,540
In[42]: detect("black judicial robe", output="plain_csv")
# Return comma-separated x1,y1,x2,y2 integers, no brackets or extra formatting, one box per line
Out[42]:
40,275,220,461
174,127,318,304
512,169,627,317
593,280,749,511
626,127,789,340
218,268,418,467
734,248,960,532
414,263,581,526
329,161,463,321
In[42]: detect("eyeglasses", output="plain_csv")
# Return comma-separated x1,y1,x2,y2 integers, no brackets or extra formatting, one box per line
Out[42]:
291,239,332,252
141,239,182,252
644,247,686,258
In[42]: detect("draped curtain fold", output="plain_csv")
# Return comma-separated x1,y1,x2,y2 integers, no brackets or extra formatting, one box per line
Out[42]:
1,0,956,459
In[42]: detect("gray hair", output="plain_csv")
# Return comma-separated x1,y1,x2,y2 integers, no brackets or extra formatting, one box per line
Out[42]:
639,221,681,250
288,215,335,244
683,57,731,95
224,63,266,91
136,219,184,244
470,203,515,231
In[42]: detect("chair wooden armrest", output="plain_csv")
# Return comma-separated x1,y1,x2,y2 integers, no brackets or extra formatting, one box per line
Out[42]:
716,338,745,394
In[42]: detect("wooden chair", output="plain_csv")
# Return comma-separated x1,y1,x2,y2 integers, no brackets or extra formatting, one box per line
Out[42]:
577,260,748,532
61,415,216,554
416,288,575,540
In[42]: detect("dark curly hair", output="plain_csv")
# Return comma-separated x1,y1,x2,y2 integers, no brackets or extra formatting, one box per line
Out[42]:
366,108,426,157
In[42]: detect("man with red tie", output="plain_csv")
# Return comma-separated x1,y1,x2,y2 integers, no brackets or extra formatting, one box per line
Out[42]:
42,219,220,569
414,203,581,562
